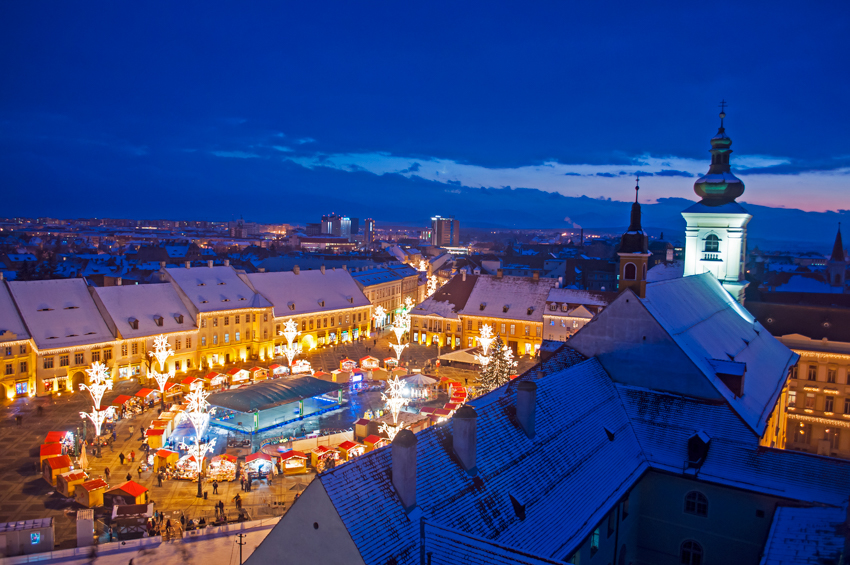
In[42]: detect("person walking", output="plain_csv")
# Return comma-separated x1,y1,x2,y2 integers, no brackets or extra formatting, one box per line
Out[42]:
212,480,218,494
118,452,125,465
109,438,114,452
130,450,135,463
104,467,111,480
126,472,132,482
137,467,142,479
112,429,117,442
179,514,185,529
240,477,245,492
157,472,163,487
128,424,134,436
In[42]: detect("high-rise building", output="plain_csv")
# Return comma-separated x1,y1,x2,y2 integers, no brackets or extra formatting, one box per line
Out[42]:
430,215,459,247
350,217,360,235
364,218,375,245
682,107,750,303
321,214,352,239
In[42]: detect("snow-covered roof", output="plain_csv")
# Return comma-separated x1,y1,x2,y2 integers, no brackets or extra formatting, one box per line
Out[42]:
8,279,114,349
167,266,271,313
0,283,30,341
351,267,404,287
4,253,37,262
459,275,557,322
93,284,196,338
545,288,609,306
642,274,797,436
760,506,846,565
245,268,369,318
411,274,478,319
768,274,845,294
646,261,684,282
682,200,750,215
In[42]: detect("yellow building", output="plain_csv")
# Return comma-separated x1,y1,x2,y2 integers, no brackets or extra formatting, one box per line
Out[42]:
351,264,419,328
0,282,35,399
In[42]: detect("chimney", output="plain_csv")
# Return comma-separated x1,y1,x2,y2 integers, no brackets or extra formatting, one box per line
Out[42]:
159,261,166,269
497,269,503,279
532,271,540,282
342,264,348,271
392,429,417,510
207,260,214,268
0,272,3,281
320,265,325,274
184,261,191,268
293,265,300,275
516,381,537,438
462,271,466,282
116,277,122,286
453,405,477,471
558,276,563,288
258,267,265,273
223,259,230,267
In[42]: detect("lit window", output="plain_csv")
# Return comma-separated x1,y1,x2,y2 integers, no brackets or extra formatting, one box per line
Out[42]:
224,333,229,344
684,491,708,517
807,366,817,381
201,336,207,346
590,527,599,556
16,381,27,395
788,391,796,407
236,332,240,342
213,318,218,327
75,353,85,365
213,334,218,345
825,396,834,412
704,234,719,252
805,393,815,409
680,540,703,565
44,357,54,369
121,344,128,356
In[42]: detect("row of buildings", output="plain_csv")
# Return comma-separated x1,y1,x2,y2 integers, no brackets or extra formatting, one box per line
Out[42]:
0,263,377,398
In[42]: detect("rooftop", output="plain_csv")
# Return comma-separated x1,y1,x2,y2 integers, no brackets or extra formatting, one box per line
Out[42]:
207,376,341,412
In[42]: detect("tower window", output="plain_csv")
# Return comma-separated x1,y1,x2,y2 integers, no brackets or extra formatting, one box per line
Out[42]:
624,263,637,280
684,491,708,516
680,541,703,565
704,234,720,252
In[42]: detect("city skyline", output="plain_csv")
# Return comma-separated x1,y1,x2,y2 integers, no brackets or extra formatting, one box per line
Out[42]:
2,2,849,223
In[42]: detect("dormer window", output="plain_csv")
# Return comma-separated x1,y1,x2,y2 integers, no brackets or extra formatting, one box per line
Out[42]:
318,300,325,307
154,316,164,327
200,300,209,304
64,306,79,310
37,308,54,312
288,303,296,311
129,318,139,330
175,314,184,324
479,303,486,311
198,283,205,286
347,297,354,304
527,307,534,316
218,282,226,286
503,305,509,313
222,298,230,302
549,303,557,311
239,297,246,301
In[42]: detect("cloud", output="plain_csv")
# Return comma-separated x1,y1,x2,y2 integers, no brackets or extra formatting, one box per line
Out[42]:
564,172,581,176
210,150,261,159
654,169,694,177
400,162,421,173
296,137,316,144
596,172,616,178
272,146,294,153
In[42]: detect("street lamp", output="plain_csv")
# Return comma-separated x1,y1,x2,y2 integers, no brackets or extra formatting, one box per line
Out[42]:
79,361,113,438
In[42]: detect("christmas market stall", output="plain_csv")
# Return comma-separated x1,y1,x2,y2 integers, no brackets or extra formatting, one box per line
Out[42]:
174,454,207,481
339,358,357,372
134,388,159,407
370,367,388,381
383,357,398,370
163,382,183,403
290,359,313,376
103,480,148,506
245,452,273,478
354,418,370,439
208,454,237,482
227,367,250,386
180,376,206,394
56,470,87,497
42,455,72,487
75,478,108,508
337,440,365,461
363,434,389,452
110,395,135,418
144,428,165,450
153,449,179,472
250,367,269,382
310,446,338,473
278,449,308,475
207,372,228,392
269,364,289,378
402,373,438,401
39,443,64,468
359,356,380,370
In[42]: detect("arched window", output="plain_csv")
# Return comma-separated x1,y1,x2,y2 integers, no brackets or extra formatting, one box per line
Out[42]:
704,234,720,252
624,263,636,280
684,491,708,517
680,540,703,565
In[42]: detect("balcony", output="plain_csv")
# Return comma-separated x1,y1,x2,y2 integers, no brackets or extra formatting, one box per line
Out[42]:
702,252,721,261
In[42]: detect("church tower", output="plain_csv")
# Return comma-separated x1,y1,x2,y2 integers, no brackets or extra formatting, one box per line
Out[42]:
827,224,846,289
618,178,651,298
682,104,752,303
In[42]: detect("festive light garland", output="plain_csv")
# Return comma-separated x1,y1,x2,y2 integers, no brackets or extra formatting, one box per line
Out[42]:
280,318,303,367
79,361,113,437
148,334,175,395
380,376,410,441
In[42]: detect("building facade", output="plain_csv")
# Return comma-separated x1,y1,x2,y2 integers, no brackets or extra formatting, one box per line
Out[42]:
351,263,418,328
430,215,459,247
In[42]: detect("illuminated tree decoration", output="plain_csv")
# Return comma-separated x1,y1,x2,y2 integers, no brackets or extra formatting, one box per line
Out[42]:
380,376,410,441
148,334,175,395
390,342,408,363
478,336,517,391
79,361,114,437
185,387,212,497
474,323,495,367
418,259,428,273
280,318,302,367
427,275,439,297
373,305,386,328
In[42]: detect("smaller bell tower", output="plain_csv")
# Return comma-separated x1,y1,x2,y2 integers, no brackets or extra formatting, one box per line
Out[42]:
827,224,846,289
618,177,652,298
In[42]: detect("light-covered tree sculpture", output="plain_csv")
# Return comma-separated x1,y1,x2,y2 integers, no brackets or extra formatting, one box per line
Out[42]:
478,336,517,391
148,334,175,407
389,297,415,364
379,375,410,442
280,318,303,367
427,275,439,297
373,305,386,329
185,387,212,497
79,361,113,438
474,323,496,367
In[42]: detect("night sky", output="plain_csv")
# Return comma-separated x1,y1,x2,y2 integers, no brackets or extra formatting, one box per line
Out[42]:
2,2,849,227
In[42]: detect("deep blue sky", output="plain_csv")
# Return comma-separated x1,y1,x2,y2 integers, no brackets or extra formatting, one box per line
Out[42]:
2,2,849,227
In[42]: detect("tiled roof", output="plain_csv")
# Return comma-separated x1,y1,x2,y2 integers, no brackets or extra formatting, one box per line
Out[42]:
246,268,369,317
107,480,148,497
760,505,846,565
412,274,478,319
423,521,565,565
93,284,195,338
459,275,557,323
167,265,271,313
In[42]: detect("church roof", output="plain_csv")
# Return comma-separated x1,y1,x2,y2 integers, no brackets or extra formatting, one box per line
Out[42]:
830,226,845,262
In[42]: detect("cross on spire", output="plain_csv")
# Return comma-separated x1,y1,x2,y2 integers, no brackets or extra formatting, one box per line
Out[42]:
718,99,727,129
635,174,640,203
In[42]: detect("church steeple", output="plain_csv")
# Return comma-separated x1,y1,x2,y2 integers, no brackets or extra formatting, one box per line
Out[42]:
618,177,651,298
693,101,745,206
831,223,845,262
828,223,846,288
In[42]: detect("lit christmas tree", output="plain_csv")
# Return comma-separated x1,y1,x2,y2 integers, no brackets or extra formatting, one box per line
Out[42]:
477,336,517,391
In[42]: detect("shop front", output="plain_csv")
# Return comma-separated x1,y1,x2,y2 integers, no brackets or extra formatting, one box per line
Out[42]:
75,478,107,508
227,367,250,386
337,440,365,461
56,470,87,497
208,454,237,482
269,364,289,377
245,452,274,478
279,449,308,475
104,480,148,506
43,455,72,487
310,446,337,472
154,449,179,471
363,434,389,452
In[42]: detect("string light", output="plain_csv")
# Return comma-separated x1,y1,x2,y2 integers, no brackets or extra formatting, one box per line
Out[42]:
148,334,175,396
279,318,303,367
79,361,113,437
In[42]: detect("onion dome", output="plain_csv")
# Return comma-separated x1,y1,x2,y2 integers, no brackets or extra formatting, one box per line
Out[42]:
693,103,745,205
620,178,649,254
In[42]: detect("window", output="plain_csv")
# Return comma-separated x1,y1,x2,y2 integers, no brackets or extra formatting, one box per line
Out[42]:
264,313,269,322
331,317,335,327
845,398,850,415
704,234,720,252
213,318,218,327
19,344,26,354
174,360,181,371
302,321,306,331
4,347,10,356
790,365,798,379
44,357,54,369
104,349,112,362
345,314,350,325
477,320,482,330
187,359,192,369
224,316,229,326
624,262,636,280
131,343,139,355
826,428,840,450
201,336,207,347
213,334,218,345
536,326,541,336
309,319,314,330
16,381,27,395
805,393,815,409
607,511,615,537
828,369,837,384
60,355,69,367
808,365,817,381
590,527,599,556
201,319,207,328
500,323,506,334
524,325,530,336
224,333,229,344
680,540,703,565
622,492,629,520
550,319,555,326
235,315,240,324
91,350,100,363
75,353,85,365
566,553,579,565
684,491,708,517
236,332,240,342
186,337,192,348
788,391,796,407
263,329,268,339
468,337,473,347
825,396,835,412
121,344,128,356
467,319,472,330
176,339,181,351
19,361,27,373
793,422,811,443
4,364,10,376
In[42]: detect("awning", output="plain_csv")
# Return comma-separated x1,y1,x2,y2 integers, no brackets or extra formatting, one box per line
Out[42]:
135,388,155,398
45,431,69,443
112,395,132,406
246,452,272,463
207,376,342,413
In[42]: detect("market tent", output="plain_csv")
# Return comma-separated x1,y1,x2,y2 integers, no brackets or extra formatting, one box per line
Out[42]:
437,347,482,365
245,452,272,463
111,395,132,406
75,478,107,508
104,481,148,506
39,443,63,466
57,470,87,497
44,431,70,444
207,376,341,413
279,450,308,475
402,374,437,387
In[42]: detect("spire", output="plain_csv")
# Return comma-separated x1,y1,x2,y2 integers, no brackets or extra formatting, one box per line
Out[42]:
831,223,845,262
620,178,648,254
628,175,642,232
693,101,745,205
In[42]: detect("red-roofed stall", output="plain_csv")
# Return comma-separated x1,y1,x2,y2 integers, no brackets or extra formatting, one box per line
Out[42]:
42,454,72,486
39,443,63,467
337,440,365,461
360,356,380,369
278,449,308,475
104,480,148,506
250,367,268,382
75,478,108,508
57,469,87,497
208,454,237,482
269,364,289,377
226,367,250,384
245,451,273,477
144,427,165,449
363,434,389,452
154,449,179,471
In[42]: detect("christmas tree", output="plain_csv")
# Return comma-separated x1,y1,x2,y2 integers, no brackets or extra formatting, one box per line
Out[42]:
478,336,517,391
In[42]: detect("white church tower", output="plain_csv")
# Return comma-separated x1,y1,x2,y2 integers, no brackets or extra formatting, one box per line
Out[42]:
682,105,751,303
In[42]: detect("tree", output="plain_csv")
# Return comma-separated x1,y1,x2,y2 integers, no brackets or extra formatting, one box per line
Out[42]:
478,336,517,391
